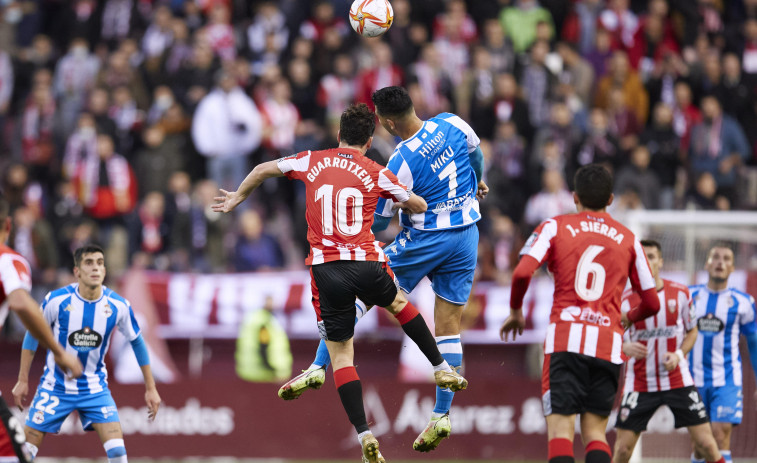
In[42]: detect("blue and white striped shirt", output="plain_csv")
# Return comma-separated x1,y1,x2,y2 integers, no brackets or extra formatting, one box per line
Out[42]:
34,284,141,395
688,285,757,388
376,113,481,231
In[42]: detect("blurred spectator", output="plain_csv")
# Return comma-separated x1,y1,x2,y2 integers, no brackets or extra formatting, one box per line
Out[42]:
493,72,533,143
135,125,184,197
641,103,681,209
260,79,299,156
101,0,135,47
203,4,236,62
176,44,217,109
384,0,426,69
672,81,701,153
615,145,662,209
561,0,603,55
234,209,284,272
163,171,192,270
481,19,515,74
606,86,641,155
62,112,98,180
1,163,30,211
556,42,594,107
317,53,355,123
499,0,555,54
72,133,136,221
235,295,292,382
407,43,454,118
686,171,730,211
287,58,320,123
627,13,680,79
129,191,170,265
598,0,638,50
585,27,614,78
9,204,58,295
477,212,517,284
247,2,289,60
689,95,749,201
0,48,12,151
110,85,145,157
97,50,149,108
142,5,174,59
354,41,404,110
190,179,231,272
740,18,757,82
488,121,528,219
299,0,348,43
164,19,193,76
523,168,574,227
531,102,582,180
573,108,621,172
457,47,496,138
432,0,476,86
21,82,56,182
521,39,555,128
53,38,100,135
146,86,176,126
595,50,649,124
191,69,263,191
717,53,757,153
645,51,689,111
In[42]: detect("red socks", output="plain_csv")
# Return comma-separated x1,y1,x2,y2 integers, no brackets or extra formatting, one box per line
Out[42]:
548,438,574,463
394,302,420,325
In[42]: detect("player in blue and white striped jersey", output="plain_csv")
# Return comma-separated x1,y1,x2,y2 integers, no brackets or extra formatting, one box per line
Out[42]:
11,245,161,463
688,244,757,463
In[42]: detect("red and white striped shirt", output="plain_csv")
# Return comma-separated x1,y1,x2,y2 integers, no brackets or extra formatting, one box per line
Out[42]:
621,279,696,392
278,148,409,265
0,244,33,329
520,212,656,364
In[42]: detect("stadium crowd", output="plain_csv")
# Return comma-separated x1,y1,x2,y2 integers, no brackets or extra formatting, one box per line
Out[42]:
1,0,757,292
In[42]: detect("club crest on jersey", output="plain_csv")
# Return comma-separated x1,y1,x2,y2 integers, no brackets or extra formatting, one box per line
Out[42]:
619,407,630,422
68,326,103,352
667,299,677,313
102,304,113,317
32,411,45,424
696,313,724,334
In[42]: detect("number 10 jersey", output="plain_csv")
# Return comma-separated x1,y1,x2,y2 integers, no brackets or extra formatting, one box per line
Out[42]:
278,147,410,266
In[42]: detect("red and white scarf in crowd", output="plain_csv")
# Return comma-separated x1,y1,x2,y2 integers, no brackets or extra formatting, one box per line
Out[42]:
77,154,131,207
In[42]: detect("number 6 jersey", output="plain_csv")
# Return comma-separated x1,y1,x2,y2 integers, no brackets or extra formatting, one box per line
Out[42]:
519,212,657,364
277,147,410,265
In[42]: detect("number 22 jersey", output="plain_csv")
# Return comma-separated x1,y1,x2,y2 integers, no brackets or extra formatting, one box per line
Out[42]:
521,211,656,364
278,147,410,265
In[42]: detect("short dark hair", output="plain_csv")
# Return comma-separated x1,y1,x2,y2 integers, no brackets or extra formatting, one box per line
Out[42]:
640,239,662,253
339,103,375,146
74,244,105,267
708,241,735,257
574,164,613,210
372,86,413,118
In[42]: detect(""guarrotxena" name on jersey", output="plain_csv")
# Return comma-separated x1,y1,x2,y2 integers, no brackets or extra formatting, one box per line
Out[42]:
305,156,375,192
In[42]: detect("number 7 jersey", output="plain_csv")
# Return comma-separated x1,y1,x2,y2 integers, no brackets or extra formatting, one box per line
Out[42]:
521,211,656,364
278,147,410,265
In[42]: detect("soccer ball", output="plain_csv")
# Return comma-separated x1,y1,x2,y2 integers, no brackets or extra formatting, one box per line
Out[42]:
349,0,394,38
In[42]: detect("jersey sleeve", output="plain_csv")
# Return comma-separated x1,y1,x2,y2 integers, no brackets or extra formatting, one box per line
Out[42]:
519,218,557,265
376,151,412,218
40,292,59,326
628,237,657,292
440,113,481,153
117,300,142,341
0,253,32,296
377,168,410,202
276,150,312,181
739,294,757,335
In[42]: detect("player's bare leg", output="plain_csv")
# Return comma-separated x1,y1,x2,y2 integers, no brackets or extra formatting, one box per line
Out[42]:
688,423,723,463
324,338,385,463
413,296,465,452
92,421,127,463
579,412,613,463
613,429,640,463
546,414,577,463
694,422,732,463
21,426,45,460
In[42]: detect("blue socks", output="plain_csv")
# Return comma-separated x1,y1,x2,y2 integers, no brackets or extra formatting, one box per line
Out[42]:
433,335,462,416
722,451,732,463
104,439,127,463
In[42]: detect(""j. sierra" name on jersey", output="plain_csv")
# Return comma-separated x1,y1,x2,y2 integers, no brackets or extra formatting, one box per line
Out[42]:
306,156,375,191
565,221,625,245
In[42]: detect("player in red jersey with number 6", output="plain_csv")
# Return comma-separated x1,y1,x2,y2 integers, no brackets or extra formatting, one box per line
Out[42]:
213,103,467,463
500,164,660,463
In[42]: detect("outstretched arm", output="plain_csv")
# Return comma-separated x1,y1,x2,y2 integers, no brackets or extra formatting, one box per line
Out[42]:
212,160,285,213
12,339,37,411
8,289,82,378
131,335,161,421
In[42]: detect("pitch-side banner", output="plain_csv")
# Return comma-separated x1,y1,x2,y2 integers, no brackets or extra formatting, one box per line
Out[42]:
136,270,752,343
6,377,754,460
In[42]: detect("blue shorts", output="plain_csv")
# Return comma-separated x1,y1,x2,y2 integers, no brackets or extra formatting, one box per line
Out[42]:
25,388,120,433
384,224,478,305
697,385,743,424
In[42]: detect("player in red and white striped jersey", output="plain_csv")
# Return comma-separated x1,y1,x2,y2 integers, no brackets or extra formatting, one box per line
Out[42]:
614,240,723,463
0,196,82,463
500,165,660,463
213,104,467,463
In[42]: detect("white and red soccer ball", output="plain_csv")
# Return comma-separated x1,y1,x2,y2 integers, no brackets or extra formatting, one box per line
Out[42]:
349,0,394,38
